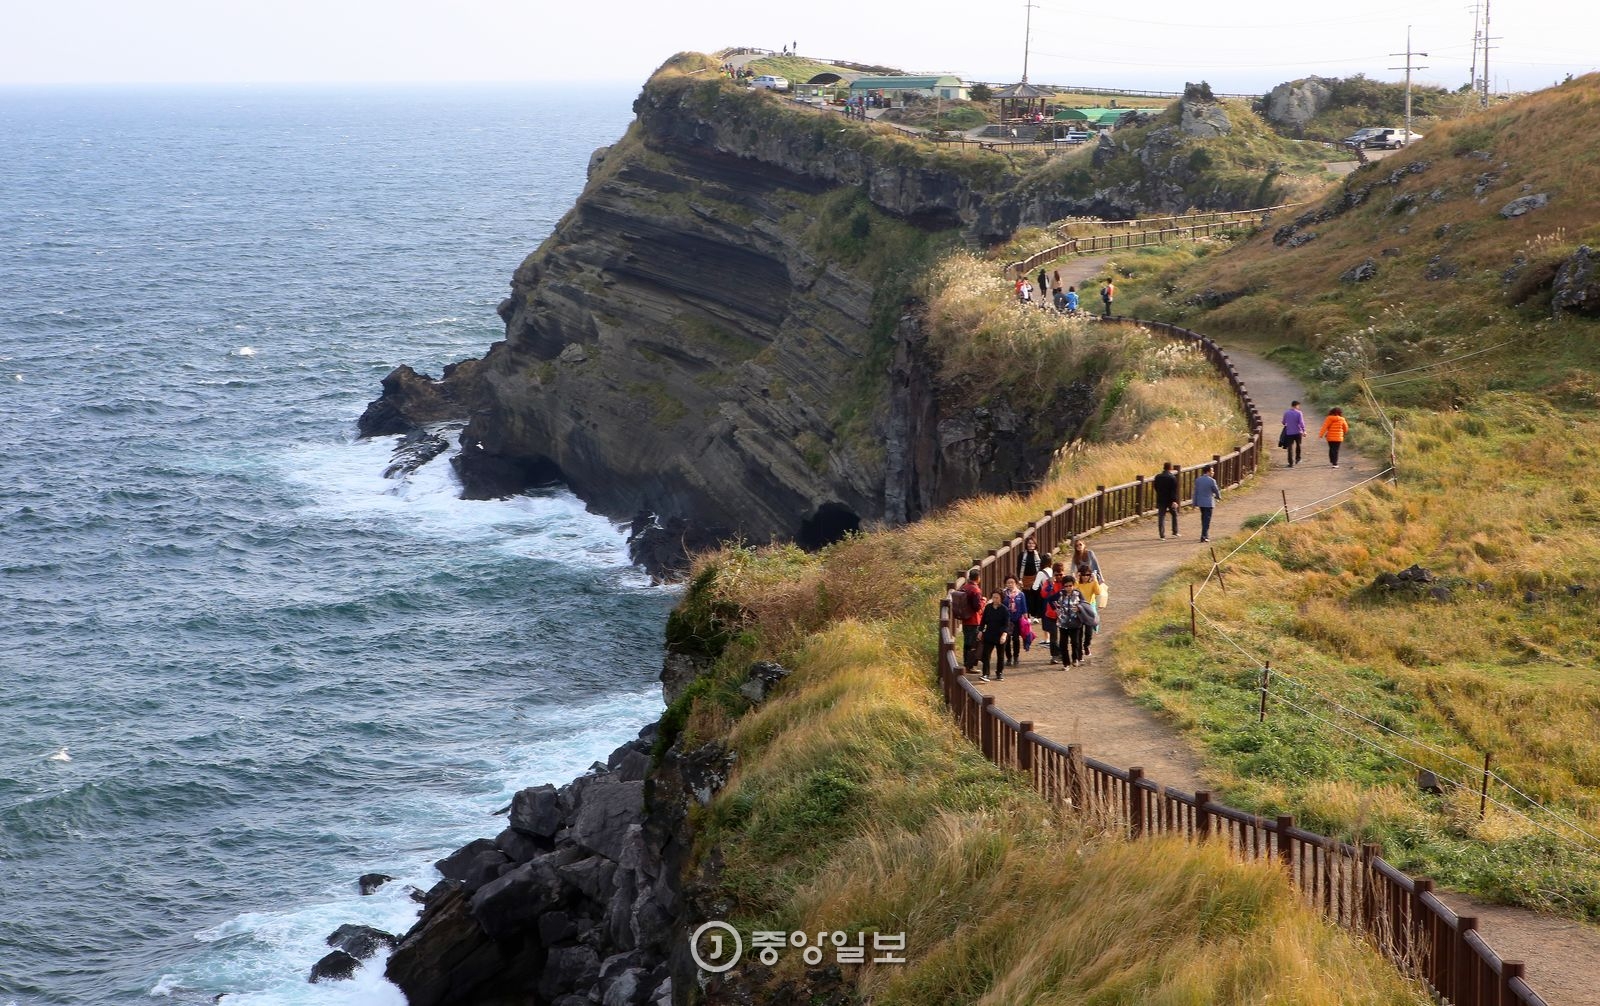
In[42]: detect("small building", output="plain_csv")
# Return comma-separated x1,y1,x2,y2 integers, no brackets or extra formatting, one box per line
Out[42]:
797,70,865,102
848,75,970,102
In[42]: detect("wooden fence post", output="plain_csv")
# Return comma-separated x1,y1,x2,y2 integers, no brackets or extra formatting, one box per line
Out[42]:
1128,766,1146,838
1195,791,1211,841
1502,960,1526,1002
1136,474,1146,515
1019,721,1034,774
980,696,996,760
1361,843,1382,936
1067,743,1084,812
1096,486,1107,529
1412,877,1434,981
1276,815,1295,879
1456,916,1479,1001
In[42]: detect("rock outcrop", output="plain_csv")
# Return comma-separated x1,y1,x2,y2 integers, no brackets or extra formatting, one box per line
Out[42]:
1262,77,1336,130
1553,245,1600,316
378,722,714,1006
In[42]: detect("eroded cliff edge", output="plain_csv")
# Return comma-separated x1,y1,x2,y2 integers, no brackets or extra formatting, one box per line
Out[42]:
360,56,1090,573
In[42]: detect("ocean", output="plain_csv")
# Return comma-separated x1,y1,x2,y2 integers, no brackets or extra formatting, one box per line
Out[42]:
0,83,668,1004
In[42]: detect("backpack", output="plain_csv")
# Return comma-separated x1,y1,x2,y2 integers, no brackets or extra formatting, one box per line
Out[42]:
1058,593,1100,628
951,585,978,621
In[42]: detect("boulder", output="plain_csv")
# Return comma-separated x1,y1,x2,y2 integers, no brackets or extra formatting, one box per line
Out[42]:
630,886,674,950
651,977,673,1005
571,779,645,862
680,742,735,807
510,784,564,839
326,923,399,960
1340,258,1378,284
357,873,394,896
469,856,567,941
538,944,602,1001
603,968,651,1006
538,909,581,947
434,838,510,893
309,950,360,983
738,660,791,705
559,854,619,904
1500,193,1549,218
1179,98,1231,138
357,362,478,437
494,826,546,864
1553,246,1600,316
382,430,450,479
1262,77,1335,128
386,885,507,1006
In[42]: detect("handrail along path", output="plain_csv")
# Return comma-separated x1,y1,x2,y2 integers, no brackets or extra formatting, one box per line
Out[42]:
937,316,1549,1006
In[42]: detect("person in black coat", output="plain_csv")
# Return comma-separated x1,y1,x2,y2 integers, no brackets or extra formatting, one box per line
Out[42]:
1017,535,1050,617
1153,461,1180,539
978,592,1011,681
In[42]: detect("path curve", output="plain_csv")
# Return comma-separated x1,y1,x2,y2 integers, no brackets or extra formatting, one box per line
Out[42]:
973,257,1600,1004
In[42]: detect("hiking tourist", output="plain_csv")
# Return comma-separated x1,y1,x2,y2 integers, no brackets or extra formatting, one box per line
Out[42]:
1319,406,1349,468
1064,285,1079,314
1100,278,1115,317
1193,464,1222,542
1282,400,1307,467
1038,268,1049,302
1039,562,1067,663
1056,582,1099,666
958,568,985,672
1001,576,1028,666
1073,563,1101,661
978,591,1011,681
1068,537,1102,584
1017,535,1050,617
1153,461,1179,538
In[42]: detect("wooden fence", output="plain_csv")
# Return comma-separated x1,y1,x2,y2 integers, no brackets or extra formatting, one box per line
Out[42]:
936,317,1549,1006
1005,206,1293,278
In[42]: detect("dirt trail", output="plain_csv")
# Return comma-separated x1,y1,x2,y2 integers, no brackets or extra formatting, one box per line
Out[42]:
974,256,1600,1004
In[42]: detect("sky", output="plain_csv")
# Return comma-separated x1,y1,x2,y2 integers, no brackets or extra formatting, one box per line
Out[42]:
3,0,1597,95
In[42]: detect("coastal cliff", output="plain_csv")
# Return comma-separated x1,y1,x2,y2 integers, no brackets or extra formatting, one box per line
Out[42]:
359,56,1320,573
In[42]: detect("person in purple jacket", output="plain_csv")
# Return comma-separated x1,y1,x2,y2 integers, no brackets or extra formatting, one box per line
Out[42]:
1282,400,1307,467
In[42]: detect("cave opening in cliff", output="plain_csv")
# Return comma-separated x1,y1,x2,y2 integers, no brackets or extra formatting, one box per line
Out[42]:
797,503,860,550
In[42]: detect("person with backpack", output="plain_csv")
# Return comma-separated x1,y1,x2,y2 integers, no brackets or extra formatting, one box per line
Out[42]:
978,591,1011,681
1153,461,1180,539
1038,563,1068,664
956,568,985,672
1193,464,1222,542
1056,583,1100,666
1100,278,1116,317
1000,576,1028,667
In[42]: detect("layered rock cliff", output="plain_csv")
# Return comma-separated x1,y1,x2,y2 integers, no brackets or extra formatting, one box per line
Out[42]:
359,55,1311,573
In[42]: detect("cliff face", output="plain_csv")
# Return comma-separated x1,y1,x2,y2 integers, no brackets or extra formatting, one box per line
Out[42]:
393,67,1067,570
359,59,1289,573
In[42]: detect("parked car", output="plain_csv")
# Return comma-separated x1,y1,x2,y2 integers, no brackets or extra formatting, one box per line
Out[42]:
1060,129,1093,144
750,75,789,91
1340,127,1383,148
1365,127,1423,149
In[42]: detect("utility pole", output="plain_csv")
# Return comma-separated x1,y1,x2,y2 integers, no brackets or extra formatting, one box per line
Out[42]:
1467,1,1481,92
1480,0,1496,107
1022,2,1037,83
1390,27,1429,142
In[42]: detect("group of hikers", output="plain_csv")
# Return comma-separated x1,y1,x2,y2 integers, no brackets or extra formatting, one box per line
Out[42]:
950,399,1352,681
954,537,1109,680
1014,267,1116,316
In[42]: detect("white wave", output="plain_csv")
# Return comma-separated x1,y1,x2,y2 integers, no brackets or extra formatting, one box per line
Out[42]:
158,685,662,1006
46,746,71,762
276,436,651,582
235,347,258,357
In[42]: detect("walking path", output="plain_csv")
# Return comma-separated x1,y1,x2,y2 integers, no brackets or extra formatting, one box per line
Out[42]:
972,256,1600,1004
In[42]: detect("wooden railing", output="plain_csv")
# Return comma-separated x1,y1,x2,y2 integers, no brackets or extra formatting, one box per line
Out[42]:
936,317,1549,1006
1005,206,1295,278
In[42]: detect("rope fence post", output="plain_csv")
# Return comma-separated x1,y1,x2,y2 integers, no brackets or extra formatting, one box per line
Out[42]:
1210,546,1227,593
1189,584,1197,637
1480,751,1493,820
1282,489,1290,521
1259,662,1271,723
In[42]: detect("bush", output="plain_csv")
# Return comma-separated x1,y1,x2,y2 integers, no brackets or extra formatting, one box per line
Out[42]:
969,82,992,103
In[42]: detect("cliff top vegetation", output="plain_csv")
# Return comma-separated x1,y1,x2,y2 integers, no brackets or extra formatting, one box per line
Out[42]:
661,341,1426,1002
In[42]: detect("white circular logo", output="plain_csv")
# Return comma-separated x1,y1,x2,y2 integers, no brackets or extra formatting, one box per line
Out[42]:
688,920,743,973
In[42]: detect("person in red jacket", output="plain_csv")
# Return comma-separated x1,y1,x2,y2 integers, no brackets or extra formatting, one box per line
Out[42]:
1318,406,1350,468
960,567,985,672
1038,562,1069,664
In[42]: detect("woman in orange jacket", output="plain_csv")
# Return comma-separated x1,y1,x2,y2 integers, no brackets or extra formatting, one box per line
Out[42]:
1318,407,1350,468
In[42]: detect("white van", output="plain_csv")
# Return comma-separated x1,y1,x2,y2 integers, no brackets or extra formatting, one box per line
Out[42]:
1366,127,1423,149
750,75,790,91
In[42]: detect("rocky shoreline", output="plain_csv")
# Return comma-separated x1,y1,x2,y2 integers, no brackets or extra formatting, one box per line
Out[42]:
310,650,740,1005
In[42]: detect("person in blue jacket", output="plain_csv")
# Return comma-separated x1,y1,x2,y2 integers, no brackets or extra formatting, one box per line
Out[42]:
1000,575,1029,666
1192,464,1222,542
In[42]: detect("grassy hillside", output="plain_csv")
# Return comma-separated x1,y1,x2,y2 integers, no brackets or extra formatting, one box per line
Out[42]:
1106,75,1600,918
1270,74,1486,142
662,317,1425,1000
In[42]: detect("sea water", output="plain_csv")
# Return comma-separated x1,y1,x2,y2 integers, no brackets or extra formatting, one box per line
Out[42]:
0,83,665,1005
